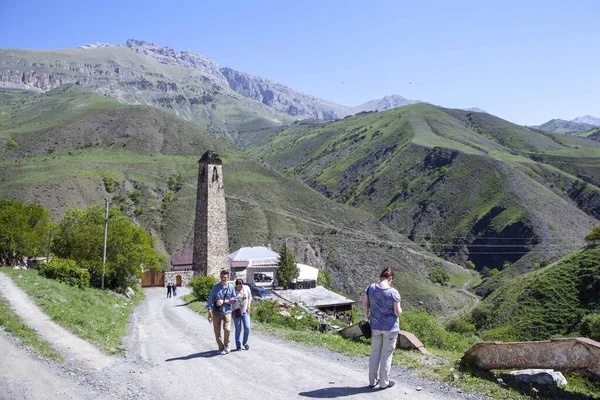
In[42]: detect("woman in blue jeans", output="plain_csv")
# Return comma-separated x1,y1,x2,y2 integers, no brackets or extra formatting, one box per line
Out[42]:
362,267,402,390
233,279,253,350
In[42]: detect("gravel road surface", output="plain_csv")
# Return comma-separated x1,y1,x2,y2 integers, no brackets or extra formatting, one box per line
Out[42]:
0,273,486,399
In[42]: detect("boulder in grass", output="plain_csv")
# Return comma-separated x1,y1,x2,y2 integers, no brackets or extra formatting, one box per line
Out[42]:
508,369,567,387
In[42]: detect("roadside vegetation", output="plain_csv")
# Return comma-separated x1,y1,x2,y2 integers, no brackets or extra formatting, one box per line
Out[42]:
0,295,63,360
1,268,143,355
182,251,600,400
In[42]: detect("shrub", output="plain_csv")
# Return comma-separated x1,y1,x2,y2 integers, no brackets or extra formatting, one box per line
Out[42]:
168,173,183,191
444,317,476,334
400,309,474,352
254,300,280,323
466,260,475,270
6,138,18,151
580,313,600,341
40,257,90,289
103,177,116,193
189,275,217,301
585,226,600,243
130,190,141,204
428,269,450,286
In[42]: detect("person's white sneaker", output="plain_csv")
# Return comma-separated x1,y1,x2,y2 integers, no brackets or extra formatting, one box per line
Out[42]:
220,349,227,355
224,346,231,354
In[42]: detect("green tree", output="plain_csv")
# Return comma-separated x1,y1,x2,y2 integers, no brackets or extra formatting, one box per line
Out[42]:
0,199,51,263
317,270,333,289
52,205,163,290
276,243,299,287
584,226,600,243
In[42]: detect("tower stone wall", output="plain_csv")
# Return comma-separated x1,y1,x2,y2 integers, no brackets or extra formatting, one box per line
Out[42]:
193,151,230,278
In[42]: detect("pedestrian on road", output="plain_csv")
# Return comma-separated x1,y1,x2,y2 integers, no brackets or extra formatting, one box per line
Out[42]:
232,279,252,351
172,282,177,297
207,270,236,355
167,283,172,298
362,267,402,390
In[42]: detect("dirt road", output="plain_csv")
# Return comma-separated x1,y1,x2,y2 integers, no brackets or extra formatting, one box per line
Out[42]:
0,273,483,399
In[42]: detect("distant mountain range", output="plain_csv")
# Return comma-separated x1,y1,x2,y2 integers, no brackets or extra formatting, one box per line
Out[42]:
533,115,600,135
0,39,426,138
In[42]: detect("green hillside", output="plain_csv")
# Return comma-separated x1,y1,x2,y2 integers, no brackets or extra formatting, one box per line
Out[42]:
577,127,600,140
248,105,600,280
471,245,600,341
0,86,472,315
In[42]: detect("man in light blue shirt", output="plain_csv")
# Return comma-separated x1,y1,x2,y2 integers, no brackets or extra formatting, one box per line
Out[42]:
207,270,236,355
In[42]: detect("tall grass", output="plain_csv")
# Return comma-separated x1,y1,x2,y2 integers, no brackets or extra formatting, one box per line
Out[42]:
2,269,143,355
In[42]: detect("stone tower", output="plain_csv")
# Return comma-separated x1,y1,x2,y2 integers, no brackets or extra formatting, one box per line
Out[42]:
193,151,230,278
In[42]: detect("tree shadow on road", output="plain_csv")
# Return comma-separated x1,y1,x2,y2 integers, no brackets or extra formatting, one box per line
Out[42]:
174,299,199,307
165,350,220,361
299,386,375,398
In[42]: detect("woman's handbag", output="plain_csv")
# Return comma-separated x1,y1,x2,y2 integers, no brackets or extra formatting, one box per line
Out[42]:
359,320,372,338
234,308,243,318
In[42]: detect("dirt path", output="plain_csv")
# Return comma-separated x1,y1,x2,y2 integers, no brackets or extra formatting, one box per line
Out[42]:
0,272,484,399
0,273,113,370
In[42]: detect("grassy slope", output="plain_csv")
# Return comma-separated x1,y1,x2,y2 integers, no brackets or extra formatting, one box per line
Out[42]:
0,283,63,360
472,245,600,341
0,47,291,143
249,105,600,277
1,269,143,355
577,127,600,139
0,87,471,315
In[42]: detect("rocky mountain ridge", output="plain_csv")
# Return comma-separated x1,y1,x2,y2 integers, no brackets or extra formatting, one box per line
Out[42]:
572,115,600,126
0,39,421,125
533,116,600,135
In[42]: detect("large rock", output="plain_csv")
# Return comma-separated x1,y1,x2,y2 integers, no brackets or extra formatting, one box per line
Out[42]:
508,369,567,387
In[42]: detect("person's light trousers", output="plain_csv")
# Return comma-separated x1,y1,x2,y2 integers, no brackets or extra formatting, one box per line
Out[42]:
369,330,398,388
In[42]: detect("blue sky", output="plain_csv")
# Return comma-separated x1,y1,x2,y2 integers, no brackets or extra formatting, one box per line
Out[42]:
0,0,598,125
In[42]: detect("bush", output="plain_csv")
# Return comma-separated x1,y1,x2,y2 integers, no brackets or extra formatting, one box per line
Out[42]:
254,300,280,323
189,275,217,301
168,173,183,191
6,138,18,151
103,177,116,193
444,317,476,334
585,226,600,243
466,260,475,270
400,309,474,352
580,313,600,341
40,257,90,289
428,269,450,286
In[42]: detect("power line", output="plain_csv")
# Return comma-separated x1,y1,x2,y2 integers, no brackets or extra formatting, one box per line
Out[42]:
425,244,574,248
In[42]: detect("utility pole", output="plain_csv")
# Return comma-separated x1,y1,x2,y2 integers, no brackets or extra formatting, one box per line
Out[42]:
101,199,109,290
46,228,52,263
